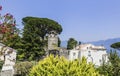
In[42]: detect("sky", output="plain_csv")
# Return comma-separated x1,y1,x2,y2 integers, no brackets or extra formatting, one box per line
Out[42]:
0,0,120,42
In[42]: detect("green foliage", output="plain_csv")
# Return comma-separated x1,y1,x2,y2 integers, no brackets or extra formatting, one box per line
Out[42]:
0,60,4,71
0,6,18,43
18,16,62,61
108,50,120,76
97,62,111,76
67,38,77,50
3,34,22,49
22,17,62,36
19,32,45,61
14,61,37,76
97,50,120,76
111,42,120,50
29,55,100,76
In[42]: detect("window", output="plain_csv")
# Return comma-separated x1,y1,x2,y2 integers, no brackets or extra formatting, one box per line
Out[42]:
87,56,93,63
78,51,81,58
73,52,76,60
88,51,91,57
73,52,76,56
68,51,70,55
99,59,101,63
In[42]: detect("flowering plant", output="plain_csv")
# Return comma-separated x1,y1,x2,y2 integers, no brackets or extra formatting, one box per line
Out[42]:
0,5,16,42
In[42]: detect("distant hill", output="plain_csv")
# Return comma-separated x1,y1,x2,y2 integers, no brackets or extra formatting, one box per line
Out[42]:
89,38,120,55
89,38,120,49
61,38,120,55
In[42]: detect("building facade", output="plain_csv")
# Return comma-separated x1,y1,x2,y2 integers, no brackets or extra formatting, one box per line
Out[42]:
46,31,108,66
68,44,108,66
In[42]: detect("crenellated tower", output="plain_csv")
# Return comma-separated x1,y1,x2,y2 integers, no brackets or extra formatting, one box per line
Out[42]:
47,31,60,56
48,31,58,50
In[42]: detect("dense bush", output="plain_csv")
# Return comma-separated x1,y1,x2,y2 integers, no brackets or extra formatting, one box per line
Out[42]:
97,50,120,76
29,55,99,76
14,61,37,76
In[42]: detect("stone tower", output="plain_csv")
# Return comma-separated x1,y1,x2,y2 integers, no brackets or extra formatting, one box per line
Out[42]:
48,31,58,51
47,31,60,56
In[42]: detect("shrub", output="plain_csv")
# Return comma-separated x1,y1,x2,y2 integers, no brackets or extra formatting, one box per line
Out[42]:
29,55,100,76
97,50,120,76
14,61,37,76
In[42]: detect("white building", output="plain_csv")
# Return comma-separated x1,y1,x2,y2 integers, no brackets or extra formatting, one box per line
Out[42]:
68,44,108,66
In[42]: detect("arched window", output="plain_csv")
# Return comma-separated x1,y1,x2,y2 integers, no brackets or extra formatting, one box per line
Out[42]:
88,51,91,56
87,51,93,63
73,52,76,60
87,56,93,63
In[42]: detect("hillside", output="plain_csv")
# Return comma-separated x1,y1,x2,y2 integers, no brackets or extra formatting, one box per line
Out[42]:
89,38,120,55
89,38,120,49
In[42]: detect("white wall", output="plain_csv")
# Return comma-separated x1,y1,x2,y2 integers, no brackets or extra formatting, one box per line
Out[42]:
69,50,79,60
91,50,108,66
69,49,108,66
0,45,16,66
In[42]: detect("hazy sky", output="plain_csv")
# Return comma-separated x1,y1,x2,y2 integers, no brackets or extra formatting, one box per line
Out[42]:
0,0,120,42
